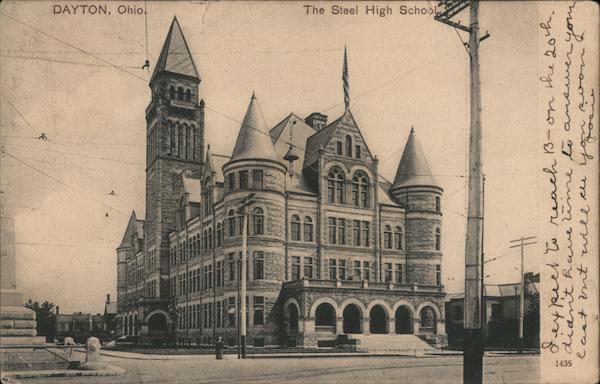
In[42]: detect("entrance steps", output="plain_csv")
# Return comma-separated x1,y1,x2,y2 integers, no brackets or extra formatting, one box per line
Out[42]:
348,334,436,354
0,347,75,371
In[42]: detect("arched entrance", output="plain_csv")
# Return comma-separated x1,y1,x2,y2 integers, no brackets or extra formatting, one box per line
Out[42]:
343,304,362,334
369,305,388,334
315,303,336,332
288,304,299,332
395,306,412,334
148,312,168,336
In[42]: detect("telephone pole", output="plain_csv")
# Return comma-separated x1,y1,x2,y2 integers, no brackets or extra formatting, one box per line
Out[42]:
434,1,489,383
509,236,536,353
237,193,255,359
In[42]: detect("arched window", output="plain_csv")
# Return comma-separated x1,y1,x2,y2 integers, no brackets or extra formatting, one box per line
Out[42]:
394,226,403,250
252,207,264,235
190,125,195,161
435,228,441,250
177,87,184,100
303,216,313,242
327,167,345,204
228,210,236,237
290,215,301,241
185,126,191,159
384,225,392,249
173,123,180,157
169,86,175,99
352,171,369,207
180,123,187,158
166,123,172,156
185,89,191,101
345,135,352,157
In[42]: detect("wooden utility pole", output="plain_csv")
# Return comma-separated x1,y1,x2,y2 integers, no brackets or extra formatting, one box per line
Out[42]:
237,193,255,359
434,1,489,383
509,236,536,353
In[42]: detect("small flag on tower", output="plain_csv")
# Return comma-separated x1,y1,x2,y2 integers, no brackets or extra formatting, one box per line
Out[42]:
343,45,350,111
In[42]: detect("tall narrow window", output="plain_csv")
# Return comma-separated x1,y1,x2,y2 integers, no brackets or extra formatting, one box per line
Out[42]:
384,225,392,249
436,265,441,286
328,217,337,244
385,263,393,282
291,256,301,280
336,141,343,155
239,170,248,190
303,217,313,242
291,215,301,241
363,261,370,281
228,253,236,281
253,252,264,280
252,170,263,189
227,173,235,192
215,261,222,287
345,135,352,157
353,261,362,280
177,87,184,100
228,210,236,237
435,228,441,250
362,221,370,247
338,218,346,245
178,125,184,157
185,89,191,101
186,126,191,159
253,296,264,326
252,207,264,235
353,220,361,246
303,257,314,279
167,123,172,156
355,145,361,159
394,226,403,250
329,259,337,280
216,222,223,247
339,259,347,280
228,297,236,326
169,86,175,99
435,196,441,212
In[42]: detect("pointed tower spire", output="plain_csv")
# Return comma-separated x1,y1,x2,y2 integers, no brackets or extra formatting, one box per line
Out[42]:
342,45,350,111
150,16,200,84
392,128,439,189
230,93,279,163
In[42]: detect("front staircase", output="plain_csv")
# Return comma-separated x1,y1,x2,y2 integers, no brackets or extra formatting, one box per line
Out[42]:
348,334,436,355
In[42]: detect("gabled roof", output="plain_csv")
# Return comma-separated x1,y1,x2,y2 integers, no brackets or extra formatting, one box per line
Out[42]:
181,176,201,203
391,128,439,190
302,112,346,169
204,146,229,184
150,17,200,84
118,211,143,249
229,93,279,163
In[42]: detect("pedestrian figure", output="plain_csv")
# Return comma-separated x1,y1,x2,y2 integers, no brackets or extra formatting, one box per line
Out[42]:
215,336,224,360
38,133,48,141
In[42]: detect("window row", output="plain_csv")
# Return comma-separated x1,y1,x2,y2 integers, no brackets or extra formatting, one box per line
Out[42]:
335,135,362,160
328,218,371,247
225,170,264,192
329,259,371,281
166,122,196,160
290,256,314,280
169,86,193,102
175,295,265,331
169,252,266,296
328,168,370,207
383,225,404,250
290,215,314,242
227,207,264,236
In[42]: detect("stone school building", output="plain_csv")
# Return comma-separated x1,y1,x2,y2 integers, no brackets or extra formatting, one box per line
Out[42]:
116,17,447,348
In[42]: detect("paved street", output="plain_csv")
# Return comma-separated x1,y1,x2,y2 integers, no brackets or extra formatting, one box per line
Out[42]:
22,353,539,384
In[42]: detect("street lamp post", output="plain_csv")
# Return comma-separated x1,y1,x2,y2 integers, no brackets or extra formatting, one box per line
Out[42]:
237,193,255,359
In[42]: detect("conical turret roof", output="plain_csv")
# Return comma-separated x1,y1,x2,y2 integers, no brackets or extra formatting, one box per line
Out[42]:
392,128,439,189
230,93,279,163
150,17,200,84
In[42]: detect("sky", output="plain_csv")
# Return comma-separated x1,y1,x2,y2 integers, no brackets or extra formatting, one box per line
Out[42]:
0,1,541,314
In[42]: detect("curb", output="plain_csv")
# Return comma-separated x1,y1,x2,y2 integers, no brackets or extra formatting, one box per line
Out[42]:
1,366,125,380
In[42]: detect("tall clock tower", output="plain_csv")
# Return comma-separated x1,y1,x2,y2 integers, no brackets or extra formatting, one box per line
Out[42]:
145,17,204,299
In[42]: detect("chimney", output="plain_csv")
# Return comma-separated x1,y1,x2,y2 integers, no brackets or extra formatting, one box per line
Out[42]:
56,306,60,315
305,112,328,131
106,294,110,304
